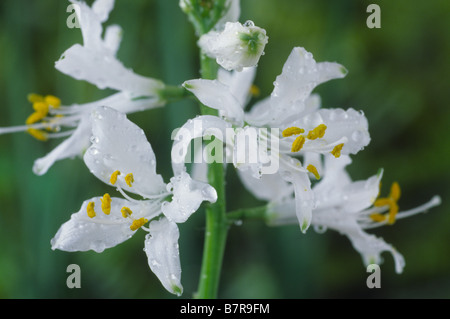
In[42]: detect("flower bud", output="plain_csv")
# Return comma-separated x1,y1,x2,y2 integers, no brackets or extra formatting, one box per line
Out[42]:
199,21,268,71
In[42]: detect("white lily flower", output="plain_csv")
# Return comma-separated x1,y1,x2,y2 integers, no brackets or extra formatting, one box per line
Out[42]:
57,0,164,95
183,47,370,233
267,155,442,274
51,106,217,296
199,21,268,72
0,0,167,175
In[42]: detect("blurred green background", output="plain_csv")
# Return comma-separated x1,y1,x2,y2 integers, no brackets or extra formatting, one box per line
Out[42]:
0,0,449,298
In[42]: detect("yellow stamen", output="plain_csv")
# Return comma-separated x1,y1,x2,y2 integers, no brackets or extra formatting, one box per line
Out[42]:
110,170,121,185
32,102,49,115
371,182,402,224
331,143,344,158
26,112,46,125
387,202,399,225
121,206,133,218
87,201,96,218
370,213,386,222
282,127,305,137
100,193,111,215
249,84,260,97
27,93,44,104
291,135,306,152
130,217,148,231
307,164,320,180
390,182,401,202
306,124,327,140
44,95,61,108
26,128,48,141
374,198,392,207
125,173,134,187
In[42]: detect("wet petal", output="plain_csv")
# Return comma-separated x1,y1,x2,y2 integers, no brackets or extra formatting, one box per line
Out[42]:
33,117,91,175
144,218,183,296
183,79,244,126
51,196,157,253
84,106,166,196
280,168,314,233
217,66,256,109
161,171,217,223
237,168,293,202
171,115,232,175
56,44,164,95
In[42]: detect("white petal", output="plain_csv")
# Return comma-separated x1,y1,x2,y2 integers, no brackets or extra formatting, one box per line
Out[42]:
103,24,122,55
92,0,115,23
51,196,156,253
71,0,103,49
183,79,244,126
237,168,293,202
345,222,405,274
280,168,314,233
161,171,217,223
32,117,91,175
144,218,183,296
55,44,164,95
84,91,164,115
217,66,256,108
171,115,232,175
84,106,166,196
312,155,352,194
258,47,347,126
244,96,272,126
282,108,370,155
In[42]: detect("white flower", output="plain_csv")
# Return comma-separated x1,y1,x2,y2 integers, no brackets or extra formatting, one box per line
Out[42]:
51,106,217,296
182,47,370,233
267,155,441,274
0,0,167,175
57,0,164,95
199,21,268,71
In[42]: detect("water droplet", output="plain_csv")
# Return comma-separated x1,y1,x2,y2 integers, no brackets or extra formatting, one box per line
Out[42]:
234,220,243,226
243,20,255,27
90,135,99,144
351,131,363,142
89,147,99,155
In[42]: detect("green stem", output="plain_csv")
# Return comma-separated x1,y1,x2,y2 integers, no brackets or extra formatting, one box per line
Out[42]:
195,53,227,299
226,205,269,224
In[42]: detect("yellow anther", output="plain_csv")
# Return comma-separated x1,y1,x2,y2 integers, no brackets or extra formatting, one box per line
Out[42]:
331,143,344,158
307,164,320,180
249,84,260,97
27,93,44,103
374,198,392,207
32,102,50,115
130,217,148,231
125,173,134,187
371,182,402,225
87,201,96,218
121,206,133,218
390,182,401,202
26,112,46,125
291,135,306,153
387,202,399,225
100,193,112,215
110,170,121,185
282,127,305,137
44,95,61,108
370,213,386,222
26,128,48,141
306,124,327,140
